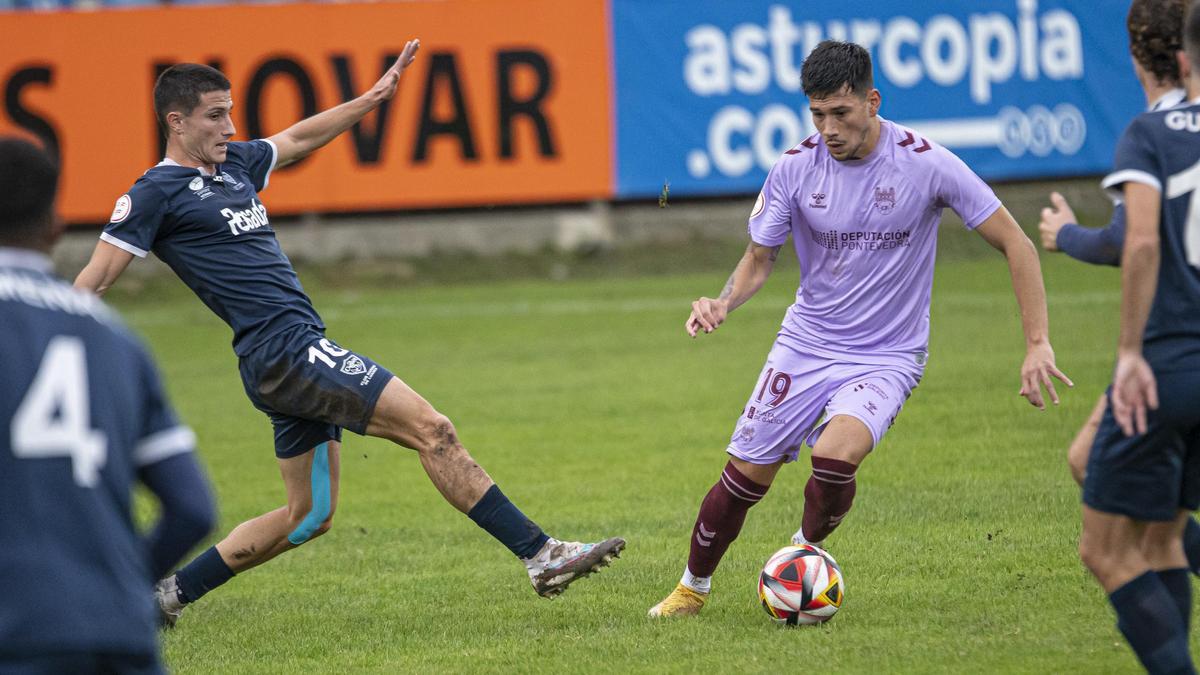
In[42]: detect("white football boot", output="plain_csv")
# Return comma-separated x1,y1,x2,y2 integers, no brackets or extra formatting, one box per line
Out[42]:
155,576,186,629
524,537,625,598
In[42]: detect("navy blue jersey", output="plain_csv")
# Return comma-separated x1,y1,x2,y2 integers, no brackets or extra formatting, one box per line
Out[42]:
1103,103,1200,370
102,140,323,356
0,249,196,656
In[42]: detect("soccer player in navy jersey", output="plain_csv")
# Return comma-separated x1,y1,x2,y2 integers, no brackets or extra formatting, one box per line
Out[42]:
1039,1,1197,513
1077,3,1200,669
649,41,1071,617
74,39,623,625
0,136,215,672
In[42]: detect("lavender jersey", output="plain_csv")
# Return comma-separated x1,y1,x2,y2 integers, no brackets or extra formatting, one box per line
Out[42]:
750,118,1001,368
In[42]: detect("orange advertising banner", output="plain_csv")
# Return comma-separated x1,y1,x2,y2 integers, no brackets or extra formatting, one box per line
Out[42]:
0,0,613,222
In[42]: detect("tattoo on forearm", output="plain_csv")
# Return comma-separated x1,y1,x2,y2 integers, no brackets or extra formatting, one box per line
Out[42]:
719,272,736,300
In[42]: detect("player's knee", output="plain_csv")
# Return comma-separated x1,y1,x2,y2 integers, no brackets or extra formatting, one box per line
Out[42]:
1077,538,1105,574
1078,536,1125,577
1066,450,1087,486
415,411,460,457
286,497,336,546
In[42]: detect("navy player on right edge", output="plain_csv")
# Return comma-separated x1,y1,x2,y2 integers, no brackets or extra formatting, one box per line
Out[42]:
0,137,215,673
74,39,623,627
1036,4,1200,578
1078,3,1200,672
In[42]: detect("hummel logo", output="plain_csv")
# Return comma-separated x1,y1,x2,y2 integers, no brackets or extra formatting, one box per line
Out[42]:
809,192,828,209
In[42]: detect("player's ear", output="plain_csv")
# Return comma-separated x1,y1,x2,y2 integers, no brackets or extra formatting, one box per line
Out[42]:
1178,50,1192,85
166,111,185,135
867,89,881,116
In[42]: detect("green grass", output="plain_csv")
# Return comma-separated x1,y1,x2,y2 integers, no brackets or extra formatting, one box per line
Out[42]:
113,236,1167,673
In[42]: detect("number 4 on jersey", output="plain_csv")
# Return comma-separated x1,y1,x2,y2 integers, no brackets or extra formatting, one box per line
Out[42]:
11,336,108,487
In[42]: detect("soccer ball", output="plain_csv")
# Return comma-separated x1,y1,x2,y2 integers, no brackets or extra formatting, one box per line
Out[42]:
758,544,844,625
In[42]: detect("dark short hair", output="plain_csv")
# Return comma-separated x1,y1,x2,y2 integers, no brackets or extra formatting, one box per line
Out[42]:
0,136,58,244
1128,0,1186,85
153,64,231,139
801,40,874,99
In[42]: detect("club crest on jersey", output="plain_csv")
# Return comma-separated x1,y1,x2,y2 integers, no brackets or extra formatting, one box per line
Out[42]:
809,192,828,209
873,186,896,215
340,354,367,375
221,200,269,235
219,172,245,191
189,177,204,191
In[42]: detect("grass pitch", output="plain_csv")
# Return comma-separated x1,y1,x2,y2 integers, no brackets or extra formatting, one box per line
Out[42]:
113,236,1172,673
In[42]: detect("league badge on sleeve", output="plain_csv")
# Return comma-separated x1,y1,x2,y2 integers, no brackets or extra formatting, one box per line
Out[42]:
110,194,132,223
751,191,765,218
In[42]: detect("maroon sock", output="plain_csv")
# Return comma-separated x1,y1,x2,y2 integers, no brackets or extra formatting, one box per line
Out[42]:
800,456,858,543
686,461,770,578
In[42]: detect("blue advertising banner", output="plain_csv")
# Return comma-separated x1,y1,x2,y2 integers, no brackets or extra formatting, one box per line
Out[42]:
611,0,1143,199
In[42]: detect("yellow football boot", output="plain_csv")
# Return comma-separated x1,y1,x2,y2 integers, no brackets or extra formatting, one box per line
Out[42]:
647,583,708,617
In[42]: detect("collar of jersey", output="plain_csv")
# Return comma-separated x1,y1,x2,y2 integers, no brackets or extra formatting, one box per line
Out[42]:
0,247,53,272
158,157,217,176
1152,88,1187,111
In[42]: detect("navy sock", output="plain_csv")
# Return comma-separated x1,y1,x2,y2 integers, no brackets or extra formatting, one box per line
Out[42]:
1184,518,1200,577
174,546,235,604
467,485,550,559
1160,568,1193,629
1109,571,1195,675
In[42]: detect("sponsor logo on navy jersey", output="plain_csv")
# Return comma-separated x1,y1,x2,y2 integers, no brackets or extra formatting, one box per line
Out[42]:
221,200,270,235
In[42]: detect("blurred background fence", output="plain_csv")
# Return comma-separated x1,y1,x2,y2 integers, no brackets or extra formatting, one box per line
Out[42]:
0,0,1139,268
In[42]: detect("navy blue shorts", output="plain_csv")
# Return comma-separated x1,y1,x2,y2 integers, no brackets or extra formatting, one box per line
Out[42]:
1083,369,1200,521
0,652,162,675
238,324,393,458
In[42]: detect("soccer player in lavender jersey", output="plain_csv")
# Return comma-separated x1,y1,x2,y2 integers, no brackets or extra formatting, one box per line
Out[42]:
74,40,623,627
649,40,1072,617
1,137,215,672
1076,3,1200,670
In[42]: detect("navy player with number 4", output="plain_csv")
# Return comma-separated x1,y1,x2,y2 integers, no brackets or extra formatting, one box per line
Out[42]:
1077,3,1200,672
0,137,215,673
74,39,623,627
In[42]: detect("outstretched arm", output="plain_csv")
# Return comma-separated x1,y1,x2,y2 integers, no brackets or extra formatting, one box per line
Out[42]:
1039,191,1124,266
1110,181,1162,436
686,241,781,337
74,240,135,296
269,39,420,168
975,206,1073,409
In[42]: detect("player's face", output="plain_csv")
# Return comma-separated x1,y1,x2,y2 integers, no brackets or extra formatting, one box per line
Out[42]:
175,90,236,168
809,86,881,161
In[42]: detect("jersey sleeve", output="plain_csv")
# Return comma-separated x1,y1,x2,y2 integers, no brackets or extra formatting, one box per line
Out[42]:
100,180,167,258
226,139,278,192
930,145,1001,230
1101,116,1162,203
131,346,196,469
747,160,793,246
